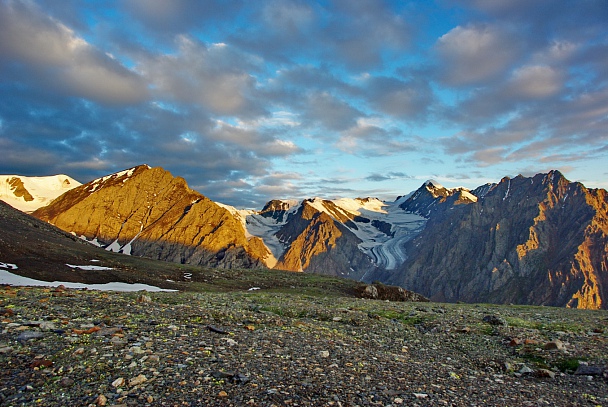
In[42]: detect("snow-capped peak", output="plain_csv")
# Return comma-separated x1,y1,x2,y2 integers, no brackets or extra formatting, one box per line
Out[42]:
0,174,81,212
424,179,444,189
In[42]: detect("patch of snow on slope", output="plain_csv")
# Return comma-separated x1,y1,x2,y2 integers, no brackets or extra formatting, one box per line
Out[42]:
0,269,176,292
0,174,81,212
1,262,18,270
66,264,114,271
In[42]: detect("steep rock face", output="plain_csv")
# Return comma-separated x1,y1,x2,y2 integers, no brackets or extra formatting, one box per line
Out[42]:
273,201,379,280
399,180,477,221
389,171,608,309
33,166,270,269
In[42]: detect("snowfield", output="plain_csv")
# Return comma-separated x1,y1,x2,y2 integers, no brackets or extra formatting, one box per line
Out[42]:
0,267,176,292
0,174,81,212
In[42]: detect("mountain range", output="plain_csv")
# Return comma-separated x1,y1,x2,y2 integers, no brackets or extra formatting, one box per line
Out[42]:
2,165,607,309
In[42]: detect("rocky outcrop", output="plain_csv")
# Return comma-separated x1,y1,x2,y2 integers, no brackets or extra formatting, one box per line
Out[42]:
388,171,608,309
33,165,270,269
355,283,429,302
7,177,34,202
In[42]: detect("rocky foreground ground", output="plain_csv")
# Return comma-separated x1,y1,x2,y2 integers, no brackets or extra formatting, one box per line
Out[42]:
1,285,607,407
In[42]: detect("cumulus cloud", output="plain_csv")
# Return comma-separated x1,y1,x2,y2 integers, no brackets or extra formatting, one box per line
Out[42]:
336,119,418,157
0,0,148,105
140,37,264,118
508,65,563,99
301,92,363,131
435,24,520,86
364,76,434,120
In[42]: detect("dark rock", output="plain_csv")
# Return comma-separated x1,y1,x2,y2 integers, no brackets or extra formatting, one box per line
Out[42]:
574,365,604,376
16,331,44,343
206,325,228,335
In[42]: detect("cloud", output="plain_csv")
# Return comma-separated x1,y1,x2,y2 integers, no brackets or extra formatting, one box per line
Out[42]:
230,0,412,70
0,0,148,105
124,0,244,34
508,65,563,99
301,92,364,131
139,37,265,118
365,172,409,182
435,23,520,86
364,76,434,120
336,119,418,157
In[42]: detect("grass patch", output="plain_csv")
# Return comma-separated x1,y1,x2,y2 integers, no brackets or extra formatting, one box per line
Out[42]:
553,357,581,373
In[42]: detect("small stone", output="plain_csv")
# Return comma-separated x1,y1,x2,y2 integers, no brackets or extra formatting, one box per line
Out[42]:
224,338,238,346
537,369,556,379
60,377,74,387
218,390,228,398
207,325,228,335
38,321,56,331
574,365,604,376
73,347,85,356
394,398,404,404
543,340,565,351
147,354,160,363
17,331,44,343
96,394,107,406
146,395,154,403
129,346,145,355
414,393,429,399
137,294,152,303
518,365,534,375
320,350,330,358
30,359,53,369
128,374,147,387
112,377,125,388
508,338,522,346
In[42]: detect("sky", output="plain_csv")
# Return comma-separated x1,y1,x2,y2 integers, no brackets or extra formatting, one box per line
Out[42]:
0,0,607,208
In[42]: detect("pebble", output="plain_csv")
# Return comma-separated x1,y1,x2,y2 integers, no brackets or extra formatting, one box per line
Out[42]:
544,340,565,351
128,374,147,387
16,330,44,342
111,377,125,388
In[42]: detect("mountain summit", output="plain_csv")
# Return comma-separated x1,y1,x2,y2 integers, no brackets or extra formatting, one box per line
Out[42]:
32,165,270,269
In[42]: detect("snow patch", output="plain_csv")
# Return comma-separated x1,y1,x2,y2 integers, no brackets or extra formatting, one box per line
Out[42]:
105,239,122,253
0,269,177,292
66,264,114,271
0,262,18,270
0,174,81,212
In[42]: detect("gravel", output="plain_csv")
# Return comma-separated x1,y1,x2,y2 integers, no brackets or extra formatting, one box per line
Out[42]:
1,285,607,406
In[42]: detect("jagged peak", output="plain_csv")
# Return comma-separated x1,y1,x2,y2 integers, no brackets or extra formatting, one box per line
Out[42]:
423,179,444,189
89,164,151,185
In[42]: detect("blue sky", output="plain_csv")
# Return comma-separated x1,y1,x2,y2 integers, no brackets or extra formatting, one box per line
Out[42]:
0,0,606,207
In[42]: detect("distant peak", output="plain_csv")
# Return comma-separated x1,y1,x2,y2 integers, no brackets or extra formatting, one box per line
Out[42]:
423,179,444,189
